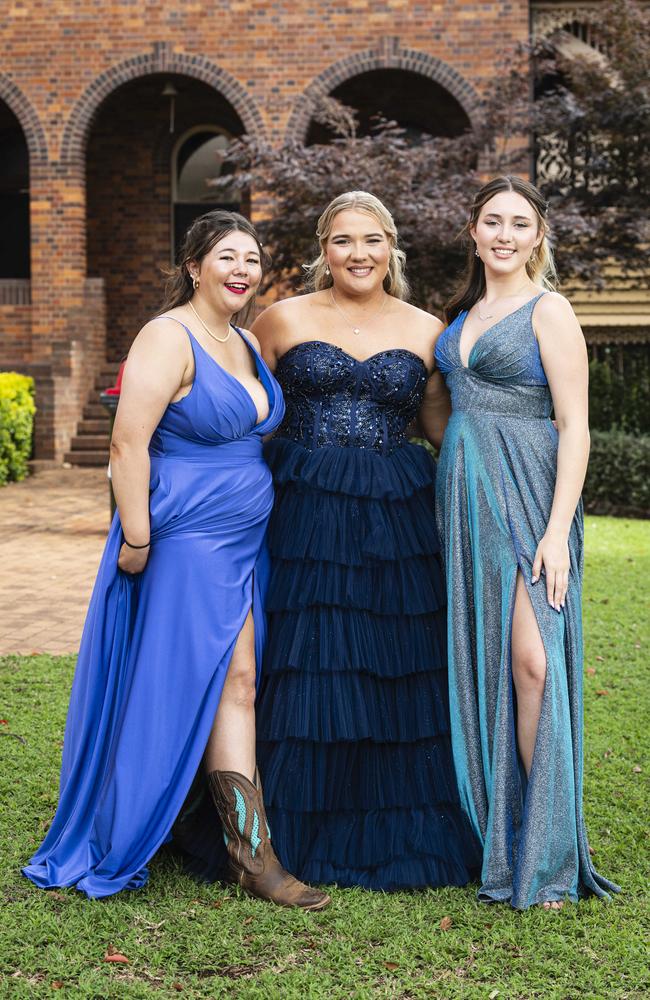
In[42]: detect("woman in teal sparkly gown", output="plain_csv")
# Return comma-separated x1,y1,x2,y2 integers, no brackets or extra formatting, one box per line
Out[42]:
435,176,620,910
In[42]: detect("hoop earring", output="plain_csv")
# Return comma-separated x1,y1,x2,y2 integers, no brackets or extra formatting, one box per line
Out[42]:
192,276,200,290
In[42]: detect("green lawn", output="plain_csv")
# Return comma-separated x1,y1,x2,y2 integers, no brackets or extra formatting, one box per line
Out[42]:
1,516,648,999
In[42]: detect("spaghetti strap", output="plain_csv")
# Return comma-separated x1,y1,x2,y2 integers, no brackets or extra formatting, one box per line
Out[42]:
157,314,194,338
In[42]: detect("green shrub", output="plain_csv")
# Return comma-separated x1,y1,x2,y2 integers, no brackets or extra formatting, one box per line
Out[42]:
589,350,650,434
422,430,649,518
0,372,36,486
584,430,650,516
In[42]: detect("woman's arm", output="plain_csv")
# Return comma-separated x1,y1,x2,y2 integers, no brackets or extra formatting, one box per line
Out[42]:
415,318,451,450
110,319,191,573
532,293,590,611
251,302,285,372
416,370,452,450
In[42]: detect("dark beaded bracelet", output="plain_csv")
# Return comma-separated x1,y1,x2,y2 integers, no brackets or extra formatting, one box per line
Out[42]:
123,538,151,549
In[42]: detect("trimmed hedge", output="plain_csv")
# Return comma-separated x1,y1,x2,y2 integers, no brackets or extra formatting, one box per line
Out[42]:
584,430,650,517
421,429,649,518
0,372,36,486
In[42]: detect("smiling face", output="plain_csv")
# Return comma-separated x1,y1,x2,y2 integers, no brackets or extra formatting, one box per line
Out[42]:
471,190,543,277
325,208,391,296
190,229,262,313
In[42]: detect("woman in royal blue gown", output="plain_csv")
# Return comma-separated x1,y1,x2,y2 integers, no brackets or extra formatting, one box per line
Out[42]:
252,192,481,890
435,176,619,909
22,210,329,909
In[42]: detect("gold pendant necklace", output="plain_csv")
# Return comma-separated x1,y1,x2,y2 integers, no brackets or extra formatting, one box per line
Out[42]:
188,298,232,344
330,288,388,336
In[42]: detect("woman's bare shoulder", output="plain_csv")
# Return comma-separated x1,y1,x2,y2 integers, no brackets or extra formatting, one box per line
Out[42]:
253,292,319,337
239,327,261,352
391,300,445,358
534,291,582,335
130,314,191,357
535,290,575,317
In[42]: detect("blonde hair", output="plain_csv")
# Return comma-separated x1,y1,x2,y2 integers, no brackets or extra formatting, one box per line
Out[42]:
303,191,410,300
446,175,557,323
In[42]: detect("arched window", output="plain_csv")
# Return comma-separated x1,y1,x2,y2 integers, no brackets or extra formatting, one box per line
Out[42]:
306,69,471,146
0,101,29,278
172,126,240,261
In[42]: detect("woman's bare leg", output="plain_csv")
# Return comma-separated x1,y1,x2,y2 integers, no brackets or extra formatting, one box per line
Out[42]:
511,572,563,910
511,572,547,776
202,607,331,909
204,608,256,780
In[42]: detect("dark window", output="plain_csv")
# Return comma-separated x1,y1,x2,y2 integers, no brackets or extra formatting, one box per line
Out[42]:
173,128,239,261
0,110,29,278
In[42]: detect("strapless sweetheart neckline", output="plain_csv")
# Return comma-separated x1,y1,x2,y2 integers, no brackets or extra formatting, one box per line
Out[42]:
278,339,429,374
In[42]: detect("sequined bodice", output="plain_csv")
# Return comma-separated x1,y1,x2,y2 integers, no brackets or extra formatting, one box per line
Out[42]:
274,340,428,454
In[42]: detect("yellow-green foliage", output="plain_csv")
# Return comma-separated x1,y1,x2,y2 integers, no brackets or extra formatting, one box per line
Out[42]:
0,372,36,485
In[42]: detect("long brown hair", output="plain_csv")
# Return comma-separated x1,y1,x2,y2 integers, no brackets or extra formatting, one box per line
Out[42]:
160,209,270,328
445,176,557,324
303,191,410,300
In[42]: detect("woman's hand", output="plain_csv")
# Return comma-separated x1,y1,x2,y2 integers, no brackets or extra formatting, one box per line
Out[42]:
531,531,570,611
117,543,150,575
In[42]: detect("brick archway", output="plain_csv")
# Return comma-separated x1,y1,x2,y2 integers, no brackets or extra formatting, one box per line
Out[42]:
286,41,482,143
61,42,266,168
0,74,48,166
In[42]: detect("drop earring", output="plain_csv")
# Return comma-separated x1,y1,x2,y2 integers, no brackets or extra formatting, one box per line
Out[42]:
192,275,200,290
474,247,480,258
325,266,330,276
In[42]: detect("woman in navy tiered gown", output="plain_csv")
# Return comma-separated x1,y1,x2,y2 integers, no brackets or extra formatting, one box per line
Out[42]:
23,211,329,909
253,192,480,890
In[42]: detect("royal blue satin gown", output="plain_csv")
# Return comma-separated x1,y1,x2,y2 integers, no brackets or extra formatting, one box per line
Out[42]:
435,294,619,909
255,340,481,890
22,322,284,899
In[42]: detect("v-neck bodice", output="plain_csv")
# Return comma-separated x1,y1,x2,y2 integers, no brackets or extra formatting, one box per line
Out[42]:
435,293,551,419
436,293,548,387
150,320,285,460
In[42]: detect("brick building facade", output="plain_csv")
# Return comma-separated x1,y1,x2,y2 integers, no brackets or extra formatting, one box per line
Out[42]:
0,1,645,460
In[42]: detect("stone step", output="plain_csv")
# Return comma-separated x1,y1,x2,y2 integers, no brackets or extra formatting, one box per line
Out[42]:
77,418,110,434
95,375,120,391
70,434,110,450
69,365,122,466
64,450,108,467
83,403,111,419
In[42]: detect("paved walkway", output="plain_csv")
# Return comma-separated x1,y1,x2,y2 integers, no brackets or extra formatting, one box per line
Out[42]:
0,468,110,655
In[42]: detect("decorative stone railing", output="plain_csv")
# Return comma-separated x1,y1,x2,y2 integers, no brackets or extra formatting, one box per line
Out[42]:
0,280,31,306
531,2,606,43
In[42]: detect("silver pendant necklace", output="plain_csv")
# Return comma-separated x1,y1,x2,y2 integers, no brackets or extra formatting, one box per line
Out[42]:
330,288,388,335
477,282,532,322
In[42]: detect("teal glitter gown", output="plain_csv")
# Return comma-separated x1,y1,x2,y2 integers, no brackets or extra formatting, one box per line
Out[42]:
435,293,620,909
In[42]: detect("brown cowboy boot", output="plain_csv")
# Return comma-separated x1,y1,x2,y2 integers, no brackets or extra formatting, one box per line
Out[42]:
207,768,330,911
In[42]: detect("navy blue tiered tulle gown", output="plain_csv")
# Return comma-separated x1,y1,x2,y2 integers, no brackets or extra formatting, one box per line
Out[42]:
23,324,284,898
256,341,480,890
